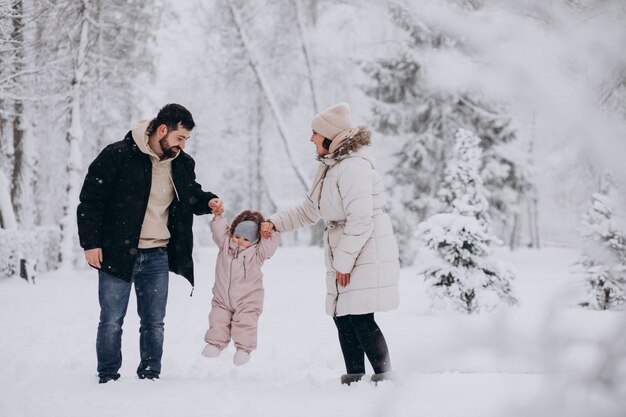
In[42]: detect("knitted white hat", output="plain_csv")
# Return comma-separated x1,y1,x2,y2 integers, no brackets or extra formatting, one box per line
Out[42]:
311,103,352,140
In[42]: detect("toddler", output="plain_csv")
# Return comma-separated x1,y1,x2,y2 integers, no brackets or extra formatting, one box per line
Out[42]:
202,210,280,365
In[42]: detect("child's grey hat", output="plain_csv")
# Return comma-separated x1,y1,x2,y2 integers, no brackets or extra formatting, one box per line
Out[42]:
233,220,259,244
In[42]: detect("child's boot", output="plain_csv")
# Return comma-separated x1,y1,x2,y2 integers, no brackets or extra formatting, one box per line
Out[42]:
202,343,221,358
233,349,250,366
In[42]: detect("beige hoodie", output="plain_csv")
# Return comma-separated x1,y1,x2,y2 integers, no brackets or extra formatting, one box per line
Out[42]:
131,120,180,249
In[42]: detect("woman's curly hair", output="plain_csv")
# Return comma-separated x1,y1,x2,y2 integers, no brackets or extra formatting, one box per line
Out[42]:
229,210,266,238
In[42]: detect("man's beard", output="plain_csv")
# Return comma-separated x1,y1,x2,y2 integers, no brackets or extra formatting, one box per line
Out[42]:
159,134,180,159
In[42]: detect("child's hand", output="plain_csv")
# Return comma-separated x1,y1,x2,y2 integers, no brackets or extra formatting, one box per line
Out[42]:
260,221,274,239
209,198,224,216
209,199,224,216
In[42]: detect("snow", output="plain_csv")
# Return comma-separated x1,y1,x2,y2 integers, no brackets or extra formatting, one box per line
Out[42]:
2,244,619,417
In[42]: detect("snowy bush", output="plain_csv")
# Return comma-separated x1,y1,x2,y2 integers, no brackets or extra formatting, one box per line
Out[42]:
418,129,517,313
579,175,626,310
520,311,626,417
0,227,61,281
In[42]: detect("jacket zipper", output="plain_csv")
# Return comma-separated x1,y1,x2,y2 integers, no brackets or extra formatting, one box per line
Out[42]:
227,246,239,311
326,225,339,317
243,256,247,280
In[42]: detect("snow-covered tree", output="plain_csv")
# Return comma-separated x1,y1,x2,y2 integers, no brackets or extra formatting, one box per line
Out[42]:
196,1,303,194
1,0,56,280
46,0,162,267
191,0,336,246
0,0,46,230
418,129,517,314
361,3,534,264
579,173,626,310
1,0,162,278
438,129,491,230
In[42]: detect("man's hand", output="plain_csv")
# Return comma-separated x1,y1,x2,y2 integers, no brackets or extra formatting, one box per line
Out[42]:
260,221,275,239
336,271,351,287
209,198,224,216
85,248,103,268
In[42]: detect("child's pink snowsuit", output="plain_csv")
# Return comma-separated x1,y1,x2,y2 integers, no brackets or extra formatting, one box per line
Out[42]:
204,216,280,353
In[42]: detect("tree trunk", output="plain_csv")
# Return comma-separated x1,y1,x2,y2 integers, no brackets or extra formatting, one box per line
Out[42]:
9,3,38,228
60,1,89,268
7,0,37,282
294,0,318,114
254,96,278,214
254,96,263,210
0,171,17,229
528,192,540,248
9,0,36,227
508,192,523,250
527,117,540,248
294,0,325,246
226,0,309,193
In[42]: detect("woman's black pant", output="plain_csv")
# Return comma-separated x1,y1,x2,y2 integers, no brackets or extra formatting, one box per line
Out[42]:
333,313,391,374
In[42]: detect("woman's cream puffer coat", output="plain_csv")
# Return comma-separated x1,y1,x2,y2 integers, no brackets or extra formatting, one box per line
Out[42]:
268,129,400,316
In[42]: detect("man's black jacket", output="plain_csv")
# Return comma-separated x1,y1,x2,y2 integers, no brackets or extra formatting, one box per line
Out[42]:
76,131,217,287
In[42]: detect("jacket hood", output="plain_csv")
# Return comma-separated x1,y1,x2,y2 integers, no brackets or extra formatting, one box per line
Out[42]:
320,127,376,167
131,120,179,161
132,120,155,157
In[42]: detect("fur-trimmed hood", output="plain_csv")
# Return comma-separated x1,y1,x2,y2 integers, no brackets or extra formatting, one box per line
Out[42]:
319,127,375,167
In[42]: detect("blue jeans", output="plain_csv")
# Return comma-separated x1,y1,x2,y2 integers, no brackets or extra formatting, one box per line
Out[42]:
96,247,169,379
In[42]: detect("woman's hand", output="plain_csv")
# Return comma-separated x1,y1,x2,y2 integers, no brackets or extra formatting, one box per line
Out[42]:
336,271,351,287
260,221,275,239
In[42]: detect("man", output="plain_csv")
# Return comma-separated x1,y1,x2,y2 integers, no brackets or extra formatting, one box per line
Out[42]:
77,103,223,383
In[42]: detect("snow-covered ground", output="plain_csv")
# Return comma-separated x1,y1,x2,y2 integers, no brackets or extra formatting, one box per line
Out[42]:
0,245,615,417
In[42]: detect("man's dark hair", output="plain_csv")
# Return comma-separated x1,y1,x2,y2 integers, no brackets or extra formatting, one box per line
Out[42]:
147,103,195,135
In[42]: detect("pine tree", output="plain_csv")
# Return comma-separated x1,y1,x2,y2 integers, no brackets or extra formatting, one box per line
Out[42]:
418,129,517,314
360,3,534,264
438,130,492,230
579,173,626,310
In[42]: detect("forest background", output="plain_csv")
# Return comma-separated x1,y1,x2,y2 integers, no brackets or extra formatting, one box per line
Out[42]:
2,1,626,416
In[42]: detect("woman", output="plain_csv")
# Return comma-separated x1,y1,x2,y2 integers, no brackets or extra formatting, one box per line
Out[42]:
261,103,400,385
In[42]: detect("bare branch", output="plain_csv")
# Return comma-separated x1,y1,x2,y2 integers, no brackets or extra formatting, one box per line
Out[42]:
226,0,309,192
